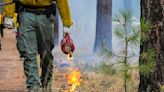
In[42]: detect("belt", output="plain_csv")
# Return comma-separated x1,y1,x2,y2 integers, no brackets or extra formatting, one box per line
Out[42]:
24,8,48,15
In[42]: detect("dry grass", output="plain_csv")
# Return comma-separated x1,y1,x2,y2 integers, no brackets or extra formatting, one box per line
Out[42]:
51,69,139,92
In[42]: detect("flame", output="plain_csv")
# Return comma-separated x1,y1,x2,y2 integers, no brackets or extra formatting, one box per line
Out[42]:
67,69,81,92
65,53,81,92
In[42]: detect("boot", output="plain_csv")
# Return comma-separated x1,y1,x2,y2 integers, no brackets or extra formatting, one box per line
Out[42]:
42,81,52,92
28,85,41,92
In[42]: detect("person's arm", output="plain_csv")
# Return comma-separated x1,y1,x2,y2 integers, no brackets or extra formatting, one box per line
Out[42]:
56,0,73,27
3,0,15,18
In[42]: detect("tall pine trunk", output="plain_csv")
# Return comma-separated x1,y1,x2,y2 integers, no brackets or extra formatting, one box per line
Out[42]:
94,0,112,52
139,0,164,92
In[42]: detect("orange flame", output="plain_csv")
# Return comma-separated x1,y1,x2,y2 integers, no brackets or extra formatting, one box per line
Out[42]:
65,53,81,92
67,69,81,92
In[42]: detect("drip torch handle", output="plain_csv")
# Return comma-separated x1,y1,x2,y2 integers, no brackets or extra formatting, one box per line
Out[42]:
63,26,72,35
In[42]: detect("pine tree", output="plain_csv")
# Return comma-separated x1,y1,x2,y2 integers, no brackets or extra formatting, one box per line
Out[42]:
139,0,164,92
101,10,154,92
94,0,112,52
113,11,140,92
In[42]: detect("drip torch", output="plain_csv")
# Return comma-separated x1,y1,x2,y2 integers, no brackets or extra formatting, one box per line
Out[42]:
61,32,75,58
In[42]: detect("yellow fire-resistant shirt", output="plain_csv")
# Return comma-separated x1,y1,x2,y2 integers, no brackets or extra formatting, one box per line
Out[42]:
0,14,2,25
3,0,15,18
56,0,73,27
4,0,73,27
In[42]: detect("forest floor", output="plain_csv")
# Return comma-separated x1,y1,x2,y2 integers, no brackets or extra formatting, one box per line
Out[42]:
0,30,26,91
0,30,139,92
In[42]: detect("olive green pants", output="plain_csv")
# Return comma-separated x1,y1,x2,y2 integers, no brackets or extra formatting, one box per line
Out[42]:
0,34,1,50
17,12,55,89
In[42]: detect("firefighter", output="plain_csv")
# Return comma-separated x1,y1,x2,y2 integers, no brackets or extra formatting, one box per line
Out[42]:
0,13,3,50
4,0,73,91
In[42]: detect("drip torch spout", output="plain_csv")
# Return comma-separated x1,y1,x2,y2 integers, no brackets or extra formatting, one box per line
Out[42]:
67,51,73,61
69,52,72,58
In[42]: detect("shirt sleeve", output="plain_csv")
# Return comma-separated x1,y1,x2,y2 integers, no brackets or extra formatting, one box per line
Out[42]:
56,0,73,27
3,0,15,17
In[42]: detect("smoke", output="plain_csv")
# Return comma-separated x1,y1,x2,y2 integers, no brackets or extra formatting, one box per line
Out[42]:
53,0,140,71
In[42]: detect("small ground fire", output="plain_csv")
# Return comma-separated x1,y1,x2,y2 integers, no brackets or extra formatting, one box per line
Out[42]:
64,53,81,92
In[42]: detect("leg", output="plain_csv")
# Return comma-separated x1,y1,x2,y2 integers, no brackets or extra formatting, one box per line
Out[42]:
17,12,40,90
0,24,4,38
0,34,1,50
36,14,54,89
0,24,3,50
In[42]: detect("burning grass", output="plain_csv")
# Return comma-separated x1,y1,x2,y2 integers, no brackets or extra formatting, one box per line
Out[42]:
52,46,139,92
51,68,139,92
67,69,81,92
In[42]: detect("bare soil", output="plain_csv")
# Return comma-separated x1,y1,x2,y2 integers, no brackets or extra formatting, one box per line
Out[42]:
0,30,26,92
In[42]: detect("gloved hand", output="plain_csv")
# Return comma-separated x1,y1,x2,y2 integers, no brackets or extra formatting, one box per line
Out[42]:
63,26,72,34
3,17,14,29
63,20,74,35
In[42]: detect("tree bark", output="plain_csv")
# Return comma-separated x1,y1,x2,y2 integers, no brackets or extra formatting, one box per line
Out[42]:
94,0,112,52
139,0,164,92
